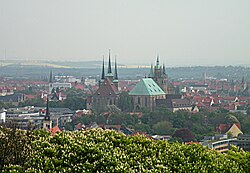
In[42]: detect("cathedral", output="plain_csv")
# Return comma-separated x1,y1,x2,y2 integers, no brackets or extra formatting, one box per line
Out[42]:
148,56,170,94
92,50,120,112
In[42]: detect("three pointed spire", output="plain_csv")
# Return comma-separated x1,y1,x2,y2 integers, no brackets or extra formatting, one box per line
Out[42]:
107,49,112,74
100,50,118,80
101,57,105,80
114,57,118,80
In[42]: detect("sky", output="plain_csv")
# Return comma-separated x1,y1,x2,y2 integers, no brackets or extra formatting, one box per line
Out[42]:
0,0,250,66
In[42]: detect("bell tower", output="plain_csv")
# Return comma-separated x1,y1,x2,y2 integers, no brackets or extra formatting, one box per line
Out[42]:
43,97,52,130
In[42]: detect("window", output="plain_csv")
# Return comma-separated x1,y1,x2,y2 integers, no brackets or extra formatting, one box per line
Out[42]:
138,97,141,104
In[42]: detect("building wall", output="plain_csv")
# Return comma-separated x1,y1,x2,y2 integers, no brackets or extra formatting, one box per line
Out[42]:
172,107,193,112
131,94,166,111
92,96,119,112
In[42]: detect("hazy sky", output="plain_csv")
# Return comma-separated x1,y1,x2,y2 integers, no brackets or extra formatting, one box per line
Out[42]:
0,0,250,66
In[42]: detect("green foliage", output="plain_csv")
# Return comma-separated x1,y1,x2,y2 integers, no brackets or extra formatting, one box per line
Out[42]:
0,124,34,170
133,123,152,134
19,97,45,107
152,120,173,135
172,128,195,142
1,128,249,172
0,101,14,109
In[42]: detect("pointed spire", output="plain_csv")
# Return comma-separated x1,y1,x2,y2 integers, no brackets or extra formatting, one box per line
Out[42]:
155,54,160,69
107,49,112,74
101,56,105,80
45,97,50,120
157,54,160,66
49,70,53,83
114,56,118,80
162,64,166,75
149,64,154,78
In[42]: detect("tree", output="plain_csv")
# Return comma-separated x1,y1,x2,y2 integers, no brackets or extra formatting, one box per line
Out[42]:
19,97,45,107
152,120,173,135
0,123,33,170
133,123,152,134
172,128,195,142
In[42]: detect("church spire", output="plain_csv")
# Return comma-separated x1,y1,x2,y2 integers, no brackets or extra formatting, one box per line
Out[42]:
49,70,53,83
107,49,112,74
101,56,105,80
155,54,160,69
43,96,52,130
114,57,118,80
162,64,166,75
157,55,159,66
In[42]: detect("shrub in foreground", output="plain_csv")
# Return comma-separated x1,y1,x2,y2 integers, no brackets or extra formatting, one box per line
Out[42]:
1,128,249,172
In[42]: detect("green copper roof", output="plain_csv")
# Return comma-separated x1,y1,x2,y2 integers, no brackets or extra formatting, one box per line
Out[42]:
106,73,114,77
129,78,166,96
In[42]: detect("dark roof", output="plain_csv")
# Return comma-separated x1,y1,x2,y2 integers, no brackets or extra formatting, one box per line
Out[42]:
190,84,208,88
0,93,24,102
166,94,182,99
171,99,191,108
94,78,118,97
156,98,191,108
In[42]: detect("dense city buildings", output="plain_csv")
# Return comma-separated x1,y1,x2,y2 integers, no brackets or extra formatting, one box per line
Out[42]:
0,58,249,153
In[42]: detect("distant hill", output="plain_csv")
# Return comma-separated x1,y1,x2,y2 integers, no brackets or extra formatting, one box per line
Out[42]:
0,60,125,69
0,60,249,81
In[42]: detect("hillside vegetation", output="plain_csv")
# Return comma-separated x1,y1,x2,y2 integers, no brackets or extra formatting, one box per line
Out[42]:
0,127,249,172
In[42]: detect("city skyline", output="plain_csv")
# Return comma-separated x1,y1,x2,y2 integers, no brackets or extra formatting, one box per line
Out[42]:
0,0,250,66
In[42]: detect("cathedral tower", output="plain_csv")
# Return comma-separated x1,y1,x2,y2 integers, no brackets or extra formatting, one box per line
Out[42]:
149,55,169,93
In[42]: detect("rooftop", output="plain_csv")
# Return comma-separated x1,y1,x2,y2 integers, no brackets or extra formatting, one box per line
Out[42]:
129,78,165,96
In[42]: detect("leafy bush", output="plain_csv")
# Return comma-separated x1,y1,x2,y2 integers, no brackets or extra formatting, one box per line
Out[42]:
1,128,249,172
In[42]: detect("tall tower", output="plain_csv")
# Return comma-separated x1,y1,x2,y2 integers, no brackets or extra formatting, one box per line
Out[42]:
106,50,114,81
43,97,52,130
150,55,169,93
113,57,119,89
154,55,161,79
161,64,168,93
99,57,105,87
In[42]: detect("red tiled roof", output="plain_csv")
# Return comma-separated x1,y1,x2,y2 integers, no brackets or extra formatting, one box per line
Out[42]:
74,84,85,90
93,78,118,97
49,126,61,135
